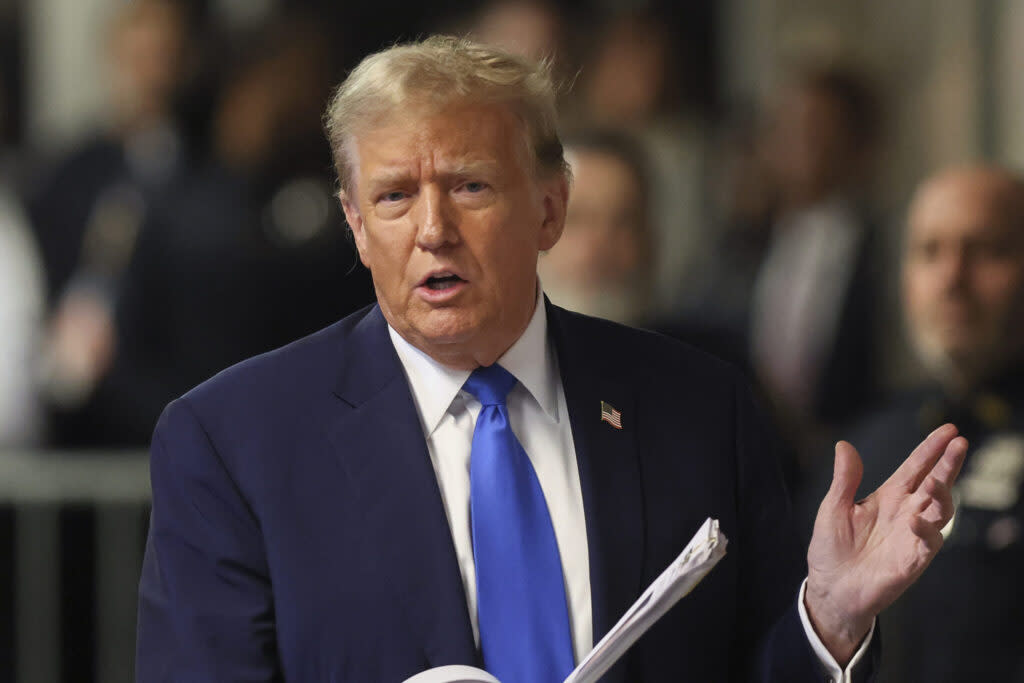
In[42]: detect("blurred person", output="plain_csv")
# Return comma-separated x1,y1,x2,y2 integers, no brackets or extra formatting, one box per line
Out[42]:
567,8,710,316
29,0,192,301
826,165,1024,682
43,13,373,447
540,129,748,370
538,130,654,325
747,67,883,447
33,0,195,435
0,72,45,447
578,11,671,129
690,107,776,332
197,13,375,351
470,0,564,66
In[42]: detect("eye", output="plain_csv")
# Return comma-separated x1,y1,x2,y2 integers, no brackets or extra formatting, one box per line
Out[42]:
461,181,488,193
911,240,939,262
379,191,409,203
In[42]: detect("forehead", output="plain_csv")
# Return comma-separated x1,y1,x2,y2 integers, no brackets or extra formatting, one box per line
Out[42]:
909,178,1021,243
349,101,530,179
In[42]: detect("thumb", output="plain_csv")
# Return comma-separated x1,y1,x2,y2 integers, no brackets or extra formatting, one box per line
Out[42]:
824,440,864,511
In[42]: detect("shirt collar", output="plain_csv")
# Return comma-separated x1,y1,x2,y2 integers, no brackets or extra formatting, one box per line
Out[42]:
387,286,559,436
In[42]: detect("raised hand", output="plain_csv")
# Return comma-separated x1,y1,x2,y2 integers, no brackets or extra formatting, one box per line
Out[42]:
804,423,968,664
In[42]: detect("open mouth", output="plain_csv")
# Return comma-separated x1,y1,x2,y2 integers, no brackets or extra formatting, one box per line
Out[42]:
421,273,466,291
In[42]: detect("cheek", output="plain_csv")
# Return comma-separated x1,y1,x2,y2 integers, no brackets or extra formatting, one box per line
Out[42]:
484,217,539,267
973,269,1024,316
610,230,642,272
902,269,929,317
362,231,412,283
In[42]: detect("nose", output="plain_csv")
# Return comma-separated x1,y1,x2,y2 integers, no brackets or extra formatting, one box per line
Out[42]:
934,246,970,294
414,185,458,251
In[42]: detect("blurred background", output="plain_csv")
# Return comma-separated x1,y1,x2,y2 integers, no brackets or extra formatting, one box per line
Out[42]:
2,0,1024,680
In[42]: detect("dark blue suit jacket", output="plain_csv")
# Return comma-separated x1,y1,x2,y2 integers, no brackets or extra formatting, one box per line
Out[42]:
137,301,863,682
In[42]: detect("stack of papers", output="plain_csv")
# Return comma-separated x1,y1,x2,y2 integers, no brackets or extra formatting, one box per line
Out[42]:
405,517,728,683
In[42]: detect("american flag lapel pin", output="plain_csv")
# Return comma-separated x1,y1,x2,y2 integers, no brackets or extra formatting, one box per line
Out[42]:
600,400,623,429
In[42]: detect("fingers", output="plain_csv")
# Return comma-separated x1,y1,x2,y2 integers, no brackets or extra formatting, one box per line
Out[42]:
913,475,955,526
824,440,864,511
909,513,945,557
887,423,959,493
929,436,969,489
904,435,967,525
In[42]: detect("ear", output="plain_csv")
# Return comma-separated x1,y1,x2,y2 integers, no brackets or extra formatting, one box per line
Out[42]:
537,172,569,251
339,190,371,269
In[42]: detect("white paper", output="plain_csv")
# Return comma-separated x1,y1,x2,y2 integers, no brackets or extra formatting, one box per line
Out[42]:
402,518,728,683
403,665,501,683
562,517,728,683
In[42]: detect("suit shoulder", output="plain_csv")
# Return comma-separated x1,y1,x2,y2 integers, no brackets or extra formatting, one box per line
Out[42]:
180,304,375,413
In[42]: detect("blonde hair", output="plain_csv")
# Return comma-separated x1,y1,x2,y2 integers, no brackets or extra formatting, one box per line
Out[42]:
324,35,567,194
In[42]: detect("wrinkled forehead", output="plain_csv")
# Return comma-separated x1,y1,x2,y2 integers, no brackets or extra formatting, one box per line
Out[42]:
345,100,533,180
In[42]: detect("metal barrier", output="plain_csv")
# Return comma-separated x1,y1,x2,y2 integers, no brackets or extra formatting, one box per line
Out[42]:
0,450,150,683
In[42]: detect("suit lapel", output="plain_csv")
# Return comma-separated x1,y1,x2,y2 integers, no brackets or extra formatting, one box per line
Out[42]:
327,306,479,670
547,302,644,682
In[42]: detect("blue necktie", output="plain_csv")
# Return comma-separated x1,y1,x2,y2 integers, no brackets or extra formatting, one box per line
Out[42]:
464,364,574,683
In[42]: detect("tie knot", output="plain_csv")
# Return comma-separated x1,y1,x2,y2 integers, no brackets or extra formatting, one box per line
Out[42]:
463,364,517,406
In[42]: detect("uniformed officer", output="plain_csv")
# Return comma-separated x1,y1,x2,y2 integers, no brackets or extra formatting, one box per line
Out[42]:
839,165,1024,682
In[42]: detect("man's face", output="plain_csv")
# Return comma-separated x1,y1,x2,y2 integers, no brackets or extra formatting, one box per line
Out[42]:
109,4,186,125
766,88,852,206
904,171,1024,382
341,101,567,368
541,148,647,290
537,147,649,324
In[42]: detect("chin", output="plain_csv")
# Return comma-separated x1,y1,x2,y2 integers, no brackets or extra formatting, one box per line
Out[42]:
413,310,485,346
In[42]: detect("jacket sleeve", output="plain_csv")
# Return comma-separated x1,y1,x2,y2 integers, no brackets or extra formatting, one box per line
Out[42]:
136,397,282,682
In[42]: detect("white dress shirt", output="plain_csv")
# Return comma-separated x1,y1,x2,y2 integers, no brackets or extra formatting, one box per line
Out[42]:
388,288,592,664
388,288,872,680
750,196,864,417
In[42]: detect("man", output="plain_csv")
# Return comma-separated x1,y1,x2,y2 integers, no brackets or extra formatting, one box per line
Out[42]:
34,0,192,444
566,8,711,318
31,0,190,301
538,129,654,326
747,67,883,439
541,129,747,370
137,37,966,682
40,14,375,448
842,165,1024,681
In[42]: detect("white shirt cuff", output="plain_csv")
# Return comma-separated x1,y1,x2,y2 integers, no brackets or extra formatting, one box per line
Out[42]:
796,578,876,683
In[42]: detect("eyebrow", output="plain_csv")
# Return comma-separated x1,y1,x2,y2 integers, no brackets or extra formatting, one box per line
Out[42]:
366,160,501,186
365,166,416,186
437,160,501,177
